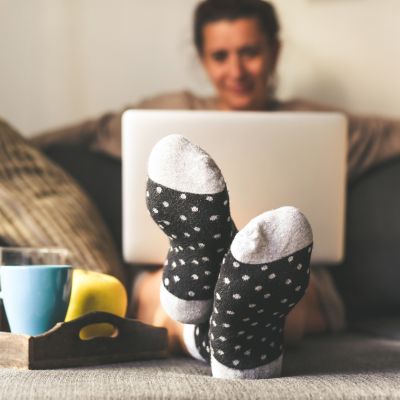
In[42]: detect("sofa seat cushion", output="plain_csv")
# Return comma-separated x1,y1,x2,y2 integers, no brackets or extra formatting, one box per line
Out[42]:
0,331,399,399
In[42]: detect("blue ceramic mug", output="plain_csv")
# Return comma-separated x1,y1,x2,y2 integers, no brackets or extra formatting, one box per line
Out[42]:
0,248,72,336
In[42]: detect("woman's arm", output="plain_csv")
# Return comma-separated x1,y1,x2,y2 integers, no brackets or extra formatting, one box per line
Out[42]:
278,99,400,182
347,115,400,182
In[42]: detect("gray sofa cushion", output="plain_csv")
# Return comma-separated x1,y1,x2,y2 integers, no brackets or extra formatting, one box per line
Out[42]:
41,143,123,254
1,331,400,399
332,157,400,321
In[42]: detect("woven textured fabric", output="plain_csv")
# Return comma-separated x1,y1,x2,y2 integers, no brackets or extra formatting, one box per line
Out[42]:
0,119,125,282
1,331,400,399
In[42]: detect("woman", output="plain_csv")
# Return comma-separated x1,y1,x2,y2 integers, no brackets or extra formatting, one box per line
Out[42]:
33,0,400,379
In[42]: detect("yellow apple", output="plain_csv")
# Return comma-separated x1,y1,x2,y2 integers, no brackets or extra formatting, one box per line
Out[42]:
65,269,128,339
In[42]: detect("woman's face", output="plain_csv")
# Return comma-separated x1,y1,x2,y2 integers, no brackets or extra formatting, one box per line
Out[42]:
201,17,279,111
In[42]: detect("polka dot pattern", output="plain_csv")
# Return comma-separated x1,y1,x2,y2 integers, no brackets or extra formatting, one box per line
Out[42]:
146,178,237,301
194,322,211,363
209,245,312,370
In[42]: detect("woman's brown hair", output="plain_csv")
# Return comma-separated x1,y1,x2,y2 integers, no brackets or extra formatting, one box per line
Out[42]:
194,0,280,56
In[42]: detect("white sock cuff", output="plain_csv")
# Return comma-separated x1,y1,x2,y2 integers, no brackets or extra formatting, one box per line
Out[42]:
160,282,213,324
183,324,206,362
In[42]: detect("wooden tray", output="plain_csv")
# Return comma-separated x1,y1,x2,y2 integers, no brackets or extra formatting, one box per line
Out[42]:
0,311,168,369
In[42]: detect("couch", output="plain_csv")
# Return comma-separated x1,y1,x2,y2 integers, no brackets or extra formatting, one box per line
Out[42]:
1,137,400,399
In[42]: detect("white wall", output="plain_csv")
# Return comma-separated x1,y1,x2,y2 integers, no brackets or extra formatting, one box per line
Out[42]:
0,0,203,135
0,0,399,137
271,0,400,117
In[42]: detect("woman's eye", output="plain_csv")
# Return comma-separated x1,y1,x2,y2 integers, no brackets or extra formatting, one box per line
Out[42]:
211,51,228,62
240,46,260,58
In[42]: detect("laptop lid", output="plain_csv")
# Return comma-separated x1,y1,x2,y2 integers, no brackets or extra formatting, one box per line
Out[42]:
122,110,347,265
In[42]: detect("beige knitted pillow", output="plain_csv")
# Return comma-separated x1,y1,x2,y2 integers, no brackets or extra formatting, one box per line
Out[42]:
0,119,125,283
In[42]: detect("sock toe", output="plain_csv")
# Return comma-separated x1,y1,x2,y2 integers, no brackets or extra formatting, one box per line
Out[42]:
230,206,313,264
148,134,226,194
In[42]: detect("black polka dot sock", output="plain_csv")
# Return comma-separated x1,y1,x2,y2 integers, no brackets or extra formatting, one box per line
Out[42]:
183,322,211,363
146,134,237,324
209,206,313,379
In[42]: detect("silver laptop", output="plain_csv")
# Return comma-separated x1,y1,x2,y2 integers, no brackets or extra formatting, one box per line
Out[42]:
122,110,347,266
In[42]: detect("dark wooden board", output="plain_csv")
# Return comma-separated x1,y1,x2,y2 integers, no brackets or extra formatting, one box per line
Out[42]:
0,311,168,369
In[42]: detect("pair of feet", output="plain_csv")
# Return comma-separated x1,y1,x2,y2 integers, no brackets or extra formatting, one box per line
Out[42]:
146,135,313,379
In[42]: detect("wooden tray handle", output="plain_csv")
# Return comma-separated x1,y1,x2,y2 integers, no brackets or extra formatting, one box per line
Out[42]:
42,311,167,343
47,311,165,336
57,311,135,335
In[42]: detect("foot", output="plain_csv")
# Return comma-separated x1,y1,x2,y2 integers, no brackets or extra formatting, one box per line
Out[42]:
146,135,236,324
209,206,313,379
284,274,328,347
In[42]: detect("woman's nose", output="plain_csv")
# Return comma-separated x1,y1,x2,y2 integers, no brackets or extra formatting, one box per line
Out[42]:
228,55,245,79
